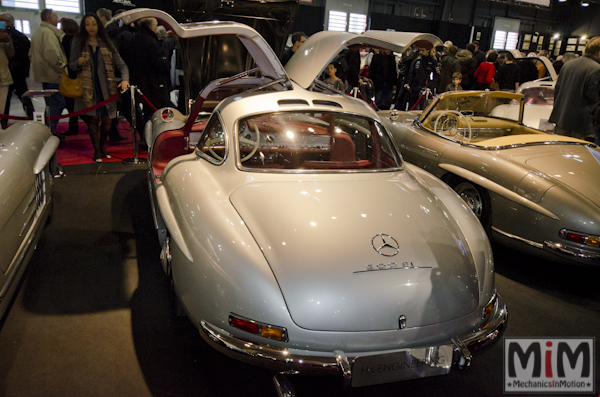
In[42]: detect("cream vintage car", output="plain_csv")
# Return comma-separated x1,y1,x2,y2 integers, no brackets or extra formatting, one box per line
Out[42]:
0,121,59,319
117,9,507,395
382,90,600,266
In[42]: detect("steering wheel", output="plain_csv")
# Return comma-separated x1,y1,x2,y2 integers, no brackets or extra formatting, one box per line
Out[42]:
240,121,260,162
433,110,472,142
206,135,224,160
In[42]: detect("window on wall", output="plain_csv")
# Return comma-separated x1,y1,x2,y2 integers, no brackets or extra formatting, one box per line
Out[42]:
46,0,80,13
1,0,80,13
14,20,31,35
348,13,367,34
328,10,347,31
493,30,518,50
328,10,367,34
1,0,38,9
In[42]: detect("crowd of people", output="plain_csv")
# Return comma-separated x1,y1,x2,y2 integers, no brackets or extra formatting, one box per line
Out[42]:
0,8,173,163
293,32,597,143
0,14,598,160
304,36,580,110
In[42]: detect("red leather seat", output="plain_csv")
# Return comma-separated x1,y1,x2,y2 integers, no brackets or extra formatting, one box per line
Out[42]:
330,133,356,162
151,121,207,176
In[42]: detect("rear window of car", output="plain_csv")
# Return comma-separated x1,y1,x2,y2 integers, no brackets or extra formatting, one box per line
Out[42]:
237,111,402,171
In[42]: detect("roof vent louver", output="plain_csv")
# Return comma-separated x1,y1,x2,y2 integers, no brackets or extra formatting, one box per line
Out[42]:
312,100,343,108
278,99,309,106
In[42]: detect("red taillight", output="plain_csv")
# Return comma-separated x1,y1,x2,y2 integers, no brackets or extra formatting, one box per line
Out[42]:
561,230,600,247
565,232,586,244
229,314,288,341
230,316,260,334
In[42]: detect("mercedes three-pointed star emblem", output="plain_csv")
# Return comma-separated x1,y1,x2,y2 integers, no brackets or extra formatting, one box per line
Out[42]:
372,234,400,257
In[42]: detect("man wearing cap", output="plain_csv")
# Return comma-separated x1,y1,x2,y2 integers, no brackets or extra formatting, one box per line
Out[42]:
442,41,453,56
404,40,439,109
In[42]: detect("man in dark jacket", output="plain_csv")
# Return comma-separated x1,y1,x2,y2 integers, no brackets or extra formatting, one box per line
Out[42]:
369,49,397,110
438,45,460,93
394,47,416,110
0,13,33,129
549,36,600,144
404,40,439,110
128,18,172,128
471,40,486,65
281,31,305,66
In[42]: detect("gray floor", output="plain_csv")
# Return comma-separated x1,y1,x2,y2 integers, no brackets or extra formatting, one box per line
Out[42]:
0,162,599,397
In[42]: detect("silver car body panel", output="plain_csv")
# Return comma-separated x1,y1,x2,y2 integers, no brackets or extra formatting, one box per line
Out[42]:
136,11,504,384
286,31,441,90
116,8,287,83
0,121,57,318
155,89,497,349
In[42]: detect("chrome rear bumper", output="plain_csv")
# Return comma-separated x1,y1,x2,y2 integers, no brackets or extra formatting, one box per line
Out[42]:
544,241,600,265
199,294,508,384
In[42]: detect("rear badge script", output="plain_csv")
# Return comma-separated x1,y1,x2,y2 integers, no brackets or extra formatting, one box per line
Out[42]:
354,262,430,274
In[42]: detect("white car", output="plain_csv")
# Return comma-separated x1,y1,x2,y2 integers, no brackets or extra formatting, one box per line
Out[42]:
118,9,507,395
492,54,557,132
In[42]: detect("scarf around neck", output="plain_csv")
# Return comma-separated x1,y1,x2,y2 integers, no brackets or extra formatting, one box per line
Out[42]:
80,38,116,110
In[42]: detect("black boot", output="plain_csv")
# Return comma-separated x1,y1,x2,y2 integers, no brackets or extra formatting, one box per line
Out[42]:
88,123,102,162
99,122,112,159
64,116,79,135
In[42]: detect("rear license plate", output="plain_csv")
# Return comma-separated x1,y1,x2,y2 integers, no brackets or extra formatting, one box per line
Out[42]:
351,345,453,387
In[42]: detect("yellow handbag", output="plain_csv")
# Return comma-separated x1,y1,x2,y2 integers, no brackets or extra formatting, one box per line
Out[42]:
59,68,82,98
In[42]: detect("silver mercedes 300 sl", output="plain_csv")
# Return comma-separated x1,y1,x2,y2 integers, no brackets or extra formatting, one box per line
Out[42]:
0,121,58,319
381,90,600,266
118,9,507,394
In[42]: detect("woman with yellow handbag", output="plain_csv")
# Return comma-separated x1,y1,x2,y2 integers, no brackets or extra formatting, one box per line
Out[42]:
69,13,129,162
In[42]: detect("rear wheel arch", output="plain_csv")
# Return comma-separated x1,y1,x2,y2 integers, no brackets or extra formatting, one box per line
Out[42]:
444,173,492,233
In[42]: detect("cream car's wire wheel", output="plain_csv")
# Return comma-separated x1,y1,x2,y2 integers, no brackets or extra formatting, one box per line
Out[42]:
455,182,483,218
452,180,491,231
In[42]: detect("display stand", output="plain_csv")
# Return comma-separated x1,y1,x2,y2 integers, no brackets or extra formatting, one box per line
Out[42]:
23,89,59,128
123,85,147,165
23,89,62,177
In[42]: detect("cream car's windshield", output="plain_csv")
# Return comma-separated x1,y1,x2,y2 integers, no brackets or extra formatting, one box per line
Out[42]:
414,91,558,145
421,91,523,122
237,111,402,171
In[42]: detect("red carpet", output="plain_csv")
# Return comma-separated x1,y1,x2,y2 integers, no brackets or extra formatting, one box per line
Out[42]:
54,120,147,165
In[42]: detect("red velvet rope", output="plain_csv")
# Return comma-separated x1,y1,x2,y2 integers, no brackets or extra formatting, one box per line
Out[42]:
136,89,158,112
0,88,158,121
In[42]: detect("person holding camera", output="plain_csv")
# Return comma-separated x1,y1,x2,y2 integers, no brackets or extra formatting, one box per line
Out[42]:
0,13,31,129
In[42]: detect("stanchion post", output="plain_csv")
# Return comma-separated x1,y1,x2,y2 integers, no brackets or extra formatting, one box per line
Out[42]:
124,84,147,165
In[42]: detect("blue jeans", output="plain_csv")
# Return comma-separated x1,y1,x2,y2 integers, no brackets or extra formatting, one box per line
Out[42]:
42,83,66,134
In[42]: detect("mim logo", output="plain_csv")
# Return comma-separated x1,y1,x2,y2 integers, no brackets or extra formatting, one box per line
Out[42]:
504,337,595,393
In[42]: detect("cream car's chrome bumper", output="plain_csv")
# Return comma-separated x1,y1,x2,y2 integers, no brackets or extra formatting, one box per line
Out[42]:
544,241,600,265
199,294,508,385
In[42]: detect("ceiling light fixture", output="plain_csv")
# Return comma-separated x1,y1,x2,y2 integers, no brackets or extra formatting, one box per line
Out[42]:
581,1,589,6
